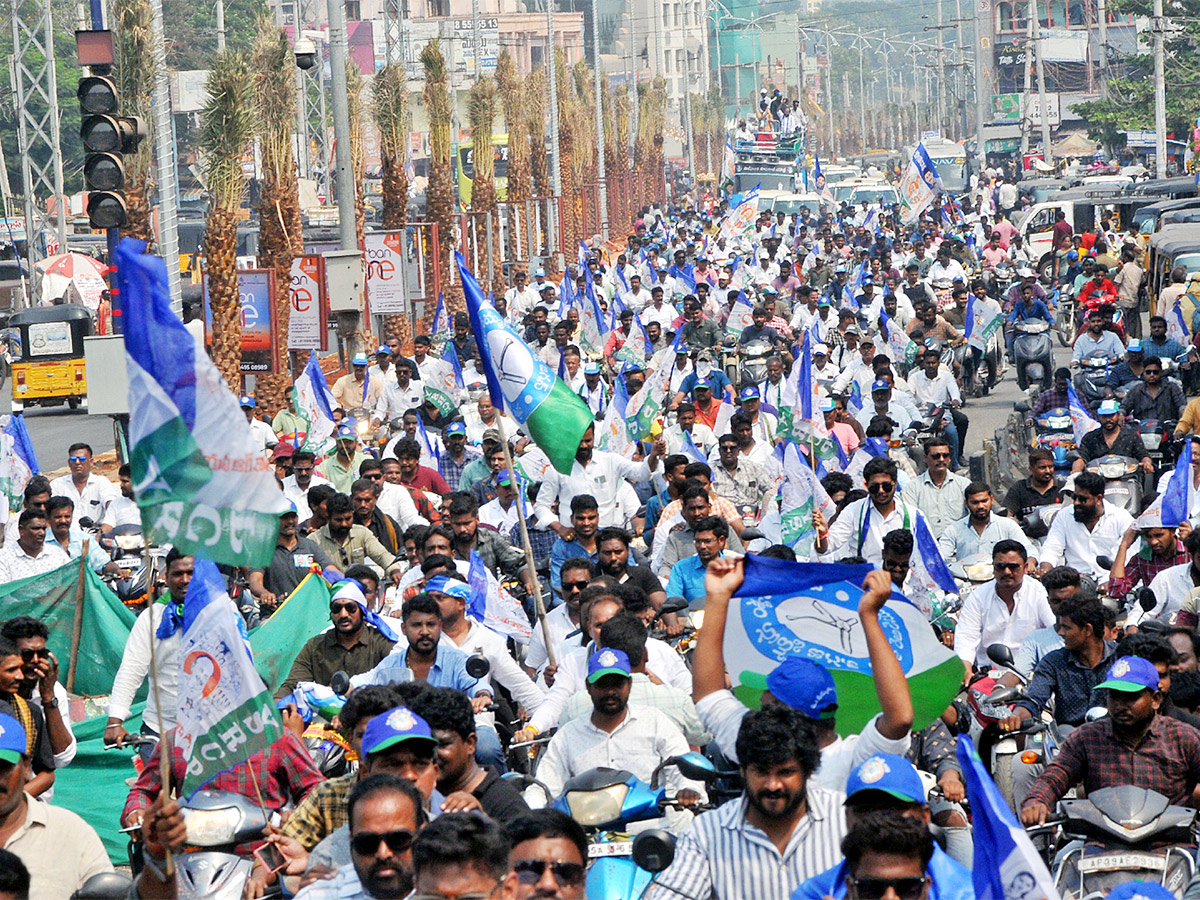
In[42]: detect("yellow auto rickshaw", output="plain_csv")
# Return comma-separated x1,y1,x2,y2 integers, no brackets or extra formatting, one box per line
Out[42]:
9,304,92,412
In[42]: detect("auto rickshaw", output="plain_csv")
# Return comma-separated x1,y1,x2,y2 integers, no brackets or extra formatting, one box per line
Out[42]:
1147,224,1200,319
8,304,92,412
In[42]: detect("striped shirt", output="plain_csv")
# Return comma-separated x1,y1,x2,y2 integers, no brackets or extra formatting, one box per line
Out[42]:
648,788,847,900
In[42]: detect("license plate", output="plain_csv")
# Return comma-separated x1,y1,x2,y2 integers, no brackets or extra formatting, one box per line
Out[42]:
1078,853,1166,873
589,843,633,858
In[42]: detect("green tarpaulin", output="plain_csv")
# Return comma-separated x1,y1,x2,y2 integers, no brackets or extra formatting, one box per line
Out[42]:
10,565,338,862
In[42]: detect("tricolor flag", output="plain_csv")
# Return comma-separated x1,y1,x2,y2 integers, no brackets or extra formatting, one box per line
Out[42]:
880,310,920,369
1066,382,1100,443
718,182,761,242
680,428,706,464
720,136,736,186
779,442,836,560
292,351,337,452
1170,298,1190,346
965,293,1005,352
117,239,289,567
431,292,451,339
898,142,945,225
956,735,1061,900
726,554,964,735
1161,437,1193,528
0,414,39,515
465,551,533,644
624,354,672,442
725,291,756,339
813,154,832,203
172,558,284,798
456,251,594,474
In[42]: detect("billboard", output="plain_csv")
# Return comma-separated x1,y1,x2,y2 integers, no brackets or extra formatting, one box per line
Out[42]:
202,268,281,374
364,232,408,316
288,255,328,351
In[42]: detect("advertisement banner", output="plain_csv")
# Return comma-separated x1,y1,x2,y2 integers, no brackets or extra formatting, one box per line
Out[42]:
202,268,280,374
364,231,408,316
288,255,327,351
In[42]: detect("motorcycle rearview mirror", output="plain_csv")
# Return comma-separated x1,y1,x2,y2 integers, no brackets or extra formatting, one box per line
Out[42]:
1086,706,1109,722
987,686,1027,706
78,516,96,530
986,643,1016,670
1096,555,1113,571
1014,401,1031,414
330,670,351,696
668,751,718,783
70,873,135,899
632,829,677,874
739,526,765,542
465,653,491,680
1139,588,1158,613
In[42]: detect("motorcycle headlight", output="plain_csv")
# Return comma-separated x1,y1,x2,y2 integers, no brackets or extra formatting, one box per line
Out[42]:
963,563,994,582
565,784,629,827
1098,462,1124,478
1142,433,1162,450
115,535,145,552
181,806,242,846
689,609,705,631
356,420,369,436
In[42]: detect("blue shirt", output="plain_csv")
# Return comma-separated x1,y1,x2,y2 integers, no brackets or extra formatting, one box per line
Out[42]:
1008,299,1053,324
665,553,713,604
549,537,599,591
678,369,733,400
365,641,488,697
1142,336,1186,361
643,488,672,538
47,525,112,572
792,845,973,900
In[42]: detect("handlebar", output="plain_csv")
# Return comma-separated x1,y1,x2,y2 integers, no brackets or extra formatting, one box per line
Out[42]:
508,735,556,749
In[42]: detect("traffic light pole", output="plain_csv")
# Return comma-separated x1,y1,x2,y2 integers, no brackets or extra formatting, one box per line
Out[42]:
88,0,123,334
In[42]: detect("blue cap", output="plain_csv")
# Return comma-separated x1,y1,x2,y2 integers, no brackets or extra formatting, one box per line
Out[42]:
739,386,760,401
1106,883,1179,900
362,706,437,756
584,362,601,375
819,397,837,412
445,421,467,436
1127,339,1143,353
763,658,838,718
846,753,925,805
239,395,256,408
535,268,546,277
351,354,369,367
870,379,890,393
817,296,831,307
587,648,632,683
1067,250,1080,261
335,424,357,441
0,713,26,764
1097,399,1120,415
375,345,390,355
424,575,470,601
495,467,514,486
861,275,874,285
1096,656,1161,693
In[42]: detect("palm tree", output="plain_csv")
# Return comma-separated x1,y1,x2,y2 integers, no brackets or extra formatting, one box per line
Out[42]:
526,68,550,200
200,50,255,390
346,62,368,251
252,20,301,415
468,77,505,297
421,39,459,311
635,79,666,211
372,62,411,347
110,0,157,243
555,50,579,253
496,52,528,266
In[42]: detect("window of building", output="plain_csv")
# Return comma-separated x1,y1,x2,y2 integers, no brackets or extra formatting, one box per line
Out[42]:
345,0,361,19
428,0,449,15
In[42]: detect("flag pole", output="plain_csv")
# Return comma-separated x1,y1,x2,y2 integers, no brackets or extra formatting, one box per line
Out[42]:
66,543,89,694
143,547,174,876
491,415,555,668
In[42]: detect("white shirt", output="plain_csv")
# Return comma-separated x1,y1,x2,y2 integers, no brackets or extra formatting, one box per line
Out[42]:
49,473,119,528
372,381,424,423
0,540,70,584
1039,500,1134,579
821,496,921,565
107,603,180,732
534,451,653,528
641,301,677,331
441,620,544,725
376,480,428,530
926,259,968,284
664,423,717,456
479,497,520,533
909,366,962,408
281,473,332,522
1129,562,1200,626
855,401,912,433
695,689,909,790
248,418,278,452
536,704,704,830
954,578,1054,668
100,495,139,529
524,602,581,674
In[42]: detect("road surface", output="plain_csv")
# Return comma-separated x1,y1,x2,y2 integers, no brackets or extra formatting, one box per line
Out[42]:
3,382,116,468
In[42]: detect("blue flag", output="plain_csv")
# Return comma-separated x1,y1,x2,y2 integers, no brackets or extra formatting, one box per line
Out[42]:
680,428,706,464
466,550,489,624
1162,437,1192,527
444,340,465,390
0,413,39,514
955,735,1060,900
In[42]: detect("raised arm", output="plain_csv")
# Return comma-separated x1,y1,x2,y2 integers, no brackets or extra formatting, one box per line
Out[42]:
859,570,914,740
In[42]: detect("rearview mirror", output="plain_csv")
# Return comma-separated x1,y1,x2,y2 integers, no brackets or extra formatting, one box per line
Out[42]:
667,751,717,783
986,643,1016,669
632,829,676,874
1096,555,1113,571
330,670,351,696
1139,588,1158,613
466,653,492,680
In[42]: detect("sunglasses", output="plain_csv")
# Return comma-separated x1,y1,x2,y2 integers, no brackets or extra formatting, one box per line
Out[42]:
926,452,951,460
563,580,590,591
513,859,587,887
330,601,359,614
848,876,928,900
993,562,1022,572
350,829,415,856
68,456,89,463
20,647,49,661
867,482,895,495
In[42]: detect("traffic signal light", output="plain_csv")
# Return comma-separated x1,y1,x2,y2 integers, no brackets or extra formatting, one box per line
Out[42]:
77,74,146,229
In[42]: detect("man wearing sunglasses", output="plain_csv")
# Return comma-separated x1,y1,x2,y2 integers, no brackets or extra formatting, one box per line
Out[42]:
816,457,922,568
793,755,971,900
48,442,118,529
503,810,588,900
0,617,74,794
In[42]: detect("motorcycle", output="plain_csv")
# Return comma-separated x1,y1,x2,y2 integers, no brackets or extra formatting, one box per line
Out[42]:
1013,320,1054,395
552,753,718,900
97,524,165,613
1057,291,1077,348
1046,786,1197,899
1073,354,1118,413
1136,419,1177,481
1086,454,1147,516
1030,408,1076,477
738,338,772,389
174,789,282,898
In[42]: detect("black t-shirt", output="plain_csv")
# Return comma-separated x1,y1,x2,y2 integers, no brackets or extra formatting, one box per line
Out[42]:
1003,478,1063,539
1078,426,1148,464
474,767,531,823
616,565,665,601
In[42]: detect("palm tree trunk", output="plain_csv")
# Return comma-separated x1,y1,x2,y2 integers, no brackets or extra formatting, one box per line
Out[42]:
422,39,460,313
373,63,411,346
496,52,529,268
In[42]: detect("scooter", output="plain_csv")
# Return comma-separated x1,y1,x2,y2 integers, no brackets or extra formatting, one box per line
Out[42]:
1013,320,1054,395
1136,419,1177,481
1029,407,1076,478
552,753,718,900
1073,354,1117,413
1047,786,1197,899
738,338,773,388
175,789,282,898
1085,454,1147,516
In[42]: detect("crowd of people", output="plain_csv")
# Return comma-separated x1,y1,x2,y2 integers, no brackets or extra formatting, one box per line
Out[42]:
7,171,1200,900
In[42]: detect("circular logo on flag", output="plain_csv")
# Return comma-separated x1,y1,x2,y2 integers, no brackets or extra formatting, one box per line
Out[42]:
386,707,417,733
858,757,889,784
599,650,618,667
1112,659,1130,678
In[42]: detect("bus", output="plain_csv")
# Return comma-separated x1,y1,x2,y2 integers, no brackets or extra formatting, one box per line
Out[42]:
916,138,970,194
453,133,509,207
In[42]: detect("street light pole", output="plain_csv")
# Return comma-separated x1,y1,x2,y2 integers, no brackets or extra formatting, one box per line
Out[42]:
1153,0,1167,178
327,0,358,251
547,0,562,197
1030,0,1053,163
592,0,608,236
